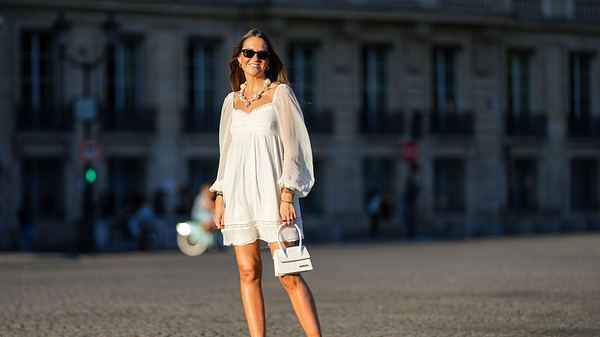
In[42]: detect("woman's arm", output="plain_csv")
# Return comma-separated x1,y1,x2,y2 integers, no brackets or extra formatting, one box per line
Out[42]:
210,93,234,229
272,84,315,199
209,92,235,195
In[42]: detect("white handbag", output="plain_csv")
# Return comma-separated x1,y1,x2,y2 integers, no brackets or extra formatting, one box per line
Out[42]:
273,224,313,277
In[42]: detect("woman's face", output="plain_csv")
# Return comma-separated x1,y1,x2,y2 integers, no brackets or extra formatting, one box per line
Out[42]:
237,36,269,79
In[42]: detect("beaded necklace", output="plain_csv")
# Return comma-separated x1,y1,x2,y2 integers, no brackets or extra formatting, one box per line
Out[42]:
239,79,271,107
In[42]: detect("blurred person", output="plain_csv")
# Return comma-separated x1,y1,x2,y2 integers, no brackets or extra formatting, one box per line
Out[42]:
99,191,116,217
128,194,158,250
176,185,193,215
380,192,393,223
402,164,420,239
18,197,35,251
115,196,137,241
191,183,223,248
192,183,216,232
367,190,382,236
209,29,321,337
152,188,167,217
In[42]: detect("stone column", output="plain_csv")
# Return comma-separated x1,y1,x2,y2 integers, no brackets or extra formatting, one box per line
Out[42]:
145,28,183,213
471,32,504,235
542,42,566,231
328,22,363,239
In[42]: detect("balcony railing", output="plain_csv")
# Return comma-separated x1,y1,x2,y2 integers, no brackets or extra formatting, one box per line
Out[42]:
568,113,600,138
359,109,403,135
575,0,600,21
186,0,597,21
275,0,418,9
505,112,546,136
438,0,505,13
512,0,543,17
101,106,156,132
430,111,474,135
16,103,73,131
183,108,219,133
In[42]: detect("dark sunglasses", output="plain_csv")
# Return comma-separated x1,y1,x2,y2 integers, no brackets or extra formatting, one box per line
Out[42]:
241,49,270,60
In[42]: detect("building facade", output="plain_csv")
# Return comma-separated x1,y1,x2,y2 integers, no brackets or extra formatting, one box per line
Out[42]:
0,0,599,250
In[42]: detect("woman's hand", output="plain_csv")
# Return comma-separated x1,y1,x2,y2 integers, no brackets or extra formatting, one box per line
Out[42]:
213,196,225,229
280,202,296,225
280,190,296,225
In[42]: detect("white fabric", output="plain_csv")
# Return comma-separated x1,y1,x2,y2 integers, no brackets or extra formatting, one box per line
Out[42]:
209,84,315,246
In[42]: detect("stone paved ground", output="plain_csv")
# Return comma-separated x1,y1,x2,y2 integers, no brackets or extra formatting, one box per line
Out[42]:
1,234,599,337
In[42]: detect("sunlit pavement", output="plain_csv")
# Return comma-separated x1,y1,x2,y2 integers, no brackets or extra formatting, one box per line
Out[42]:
1,234,599,337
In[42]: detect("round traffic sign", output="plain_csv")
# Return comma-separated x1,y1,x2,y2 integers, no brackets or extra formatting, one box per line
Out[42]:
78,139,102,163
401,141,418,164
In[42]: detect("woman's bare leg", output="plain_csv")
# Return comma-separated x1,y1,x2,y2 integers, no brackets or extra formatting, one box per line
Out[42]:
234,240,265,337
269,241,322,337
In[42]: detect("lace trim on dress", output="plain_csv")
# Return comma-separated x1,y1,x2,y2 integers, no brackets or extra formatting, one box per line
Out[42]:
223,218,304,229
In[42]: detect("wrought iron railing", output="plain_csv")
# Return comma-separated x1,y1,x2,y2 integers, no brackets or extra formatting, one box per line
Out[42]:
430,111,474,135
568,113,600,138
359,109,403,135
505,112,546,136
16,103,73,131
101,105,156,132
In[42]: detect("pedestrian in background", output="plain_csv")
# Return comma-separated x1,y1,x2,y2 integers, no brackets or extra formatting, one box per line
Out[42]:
191,183,222,247
209,28,321,337
18,197,35,251
367,190,382,237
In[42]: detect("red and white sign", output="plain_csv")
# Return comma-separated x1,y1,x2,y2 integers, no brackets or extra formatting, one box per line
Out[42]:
401,141,418,164
77,139,102,163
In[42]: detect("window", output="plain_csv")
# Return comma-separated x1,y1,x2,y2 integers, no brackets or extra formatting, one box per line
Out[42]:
186,39,219,132
505,50,546,135
21,159,64,219
20,31,64,130
571,159,599,210
108,158,146,210
105,35,145,130
290,42,331,133
434,158,465,212
570,53,592,120
508,158,538,211
431,46,472,135
433,47,458,115
361,45,389,133
289,42,318,115
507,50,531,116
568,53,598,136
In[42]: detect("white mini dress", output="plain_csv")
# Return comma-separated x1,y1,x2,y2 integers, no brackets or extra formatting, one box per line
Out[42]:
209,84,315,246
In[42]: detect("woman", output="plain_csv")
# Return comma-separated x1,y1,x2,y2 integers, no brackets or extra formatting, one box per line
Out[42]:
209,28,322,337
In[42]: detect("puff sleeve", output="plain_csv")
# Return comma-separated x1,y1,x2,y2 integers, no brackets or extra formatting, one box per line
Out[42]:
209,92,235,193
273,84,315,198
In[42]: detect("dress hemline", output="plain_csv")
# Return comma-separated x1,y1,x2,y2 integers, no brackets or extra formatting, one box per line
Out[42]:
221,221,305,247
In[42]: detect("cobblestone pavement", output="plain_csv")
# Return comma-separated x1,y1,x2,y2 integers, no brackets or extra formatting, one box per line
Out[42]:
1,234,599,337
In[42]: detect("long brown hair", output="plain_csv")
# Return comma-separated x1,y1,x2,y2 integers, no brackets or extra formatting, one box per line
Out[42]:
229,28,289,92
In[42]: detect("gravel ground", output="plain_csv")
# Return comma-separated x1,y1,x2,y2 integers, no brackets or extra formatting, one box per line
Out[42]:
1,234,599,337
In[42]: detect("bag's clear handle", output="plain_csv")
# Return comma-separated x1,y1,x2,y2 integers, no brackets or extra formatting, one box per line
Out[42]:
276,223,303,257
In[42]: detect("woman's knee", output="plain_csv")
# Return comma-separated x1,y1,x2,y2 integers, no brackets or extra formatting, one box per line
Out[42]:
238,264,262,283
278,273,302,291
